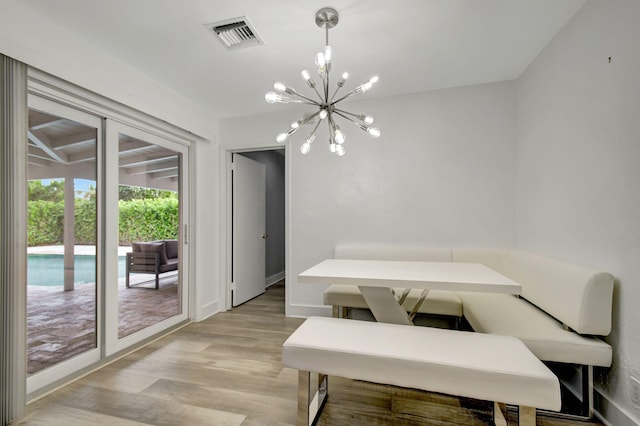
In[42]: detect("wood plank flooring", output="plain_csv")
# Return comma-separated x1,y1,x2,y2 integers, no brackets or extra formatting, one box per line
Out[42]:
17,283,603,425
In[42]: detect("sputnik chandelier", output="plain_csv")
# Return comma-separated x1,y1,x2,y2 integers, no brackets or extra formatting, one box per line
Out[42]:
265,7,380,156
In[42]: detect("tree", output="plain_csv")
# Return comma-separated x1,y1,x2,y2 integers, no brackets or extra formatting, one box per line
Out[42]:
119,185,177,201
28,179,65,202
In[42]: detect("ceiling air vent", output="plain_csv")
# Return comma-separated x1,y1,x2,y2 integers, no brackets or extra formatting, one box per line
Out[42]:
205,17,264,50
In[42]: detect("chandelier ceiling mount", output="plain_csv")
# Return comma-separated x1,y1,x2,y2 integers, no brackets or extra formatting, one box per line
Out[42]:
265,7,380,157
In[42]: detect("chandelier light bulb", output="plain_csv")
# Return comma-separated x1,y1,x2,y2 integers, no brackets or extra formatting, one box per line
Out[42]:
265,91,278,103
363,115,374,125
329,142,337,153
324,45,332,64
265,91,291,104
300,142,312,155
319,109,328,120
315,52,326,69
367,127,381,138
334,128,345,144
301,70,316,89
336,144,346,156
291,120,300,129
276,133,288,143
337,72,349,87
274,82,287,92
369,75,379,84
354,81,373,94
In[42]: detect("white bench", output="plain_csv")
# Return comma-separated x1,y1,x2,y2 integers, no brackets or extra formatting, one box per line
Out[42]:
453,248,613,418
324,244,614,418
282,316,561,426
323,244,463,322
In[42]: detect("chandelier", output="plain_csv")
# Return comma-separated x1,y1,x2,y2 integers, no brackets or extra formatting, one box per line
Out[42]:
265,7,380,156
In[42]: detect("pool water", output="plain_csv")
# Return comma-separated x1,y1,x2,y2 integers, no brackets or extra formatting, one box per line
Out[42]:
27,254,126,286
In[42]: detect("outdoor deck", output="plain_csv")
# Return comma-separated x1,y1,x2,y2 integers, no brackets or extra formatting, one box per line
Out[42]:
28,273,179,375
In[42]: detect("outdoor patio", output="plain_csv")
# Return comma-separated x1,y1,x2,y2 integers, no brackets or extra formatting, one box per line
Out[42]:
27,273,179,375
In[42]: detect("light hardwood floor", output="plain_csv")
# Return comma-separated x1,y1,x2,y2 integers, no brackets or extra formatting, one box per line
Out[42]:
18,283,603,425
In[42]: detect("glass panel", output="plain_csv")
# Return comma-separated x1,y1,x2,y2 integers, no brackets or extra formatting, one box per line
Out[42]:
118,133,181,339
26,109,97,375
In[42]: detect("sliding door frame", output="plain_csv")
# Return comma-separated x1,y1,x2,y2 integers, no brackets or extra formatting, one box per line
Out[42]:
104,119,189,356
25,94,104,395
25,68,196,399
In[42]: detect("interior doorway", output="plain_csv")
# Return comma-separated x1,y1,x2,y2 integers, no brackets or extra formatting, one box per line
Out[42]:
231,149,286,308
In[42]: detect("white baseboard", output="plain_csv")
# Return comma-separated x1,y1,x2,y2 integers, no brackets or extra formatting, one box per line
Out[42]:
193,299,220,322
286,303,332,318
595,389,640,426
266,270,285,287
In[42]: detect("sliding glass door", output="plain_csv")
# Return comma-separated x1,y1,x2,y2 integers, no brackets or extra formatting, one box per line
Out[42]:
105,120,189,355
26,95,102,393
25,92,190,393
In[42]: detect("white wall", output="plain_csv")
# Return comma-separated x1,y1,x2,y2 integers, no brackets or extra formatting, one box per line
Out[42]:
516,0,640,423
0,0,221,323
221,81,517,315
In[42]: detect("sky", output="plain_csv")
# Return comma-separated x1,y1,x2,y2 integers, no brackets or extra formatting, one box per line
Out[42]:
39,178,94,198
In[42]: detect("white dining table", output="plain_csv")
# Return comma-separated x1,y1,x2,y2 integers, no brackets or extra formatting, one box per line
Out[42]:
298,258,521,325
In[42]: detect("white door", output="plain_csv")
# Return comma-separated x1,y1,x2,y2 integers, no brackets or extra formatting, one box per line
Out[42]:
232,154,266,306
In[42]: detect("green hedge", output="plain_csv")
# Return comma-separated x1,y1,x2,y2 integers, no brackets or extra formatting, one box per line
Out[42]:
118,198,179,245
75,198,97,244
27,200,64,246
27,198,178,247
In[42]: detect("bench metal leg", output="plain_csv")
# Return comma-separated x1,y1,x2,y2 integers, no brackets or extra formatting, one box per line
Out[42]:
493,402,507,426
298,370,328,426
331,306,348,319
582,364,594,418
537,364,594,420
518,406,536,426
494,402,536,426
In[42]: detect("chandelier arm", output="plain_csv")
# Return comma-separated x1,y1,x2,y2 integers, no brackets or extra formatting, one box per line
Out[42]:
331,89,359,105
299,109,323,126
334,108,361,120
310,115,323,135
330,85,343,103
327,112,336,133
333,110,366,129
289,89,322,105
308,84,324,102
328,113,339,144
324,70,330,103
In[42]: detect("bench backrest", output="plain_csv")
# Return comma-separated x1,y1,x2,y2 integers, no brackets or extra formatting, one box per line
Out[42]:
335,244,613,336
335,243,451,262
453,248,614,335
504,250,613,336
452,248,508,274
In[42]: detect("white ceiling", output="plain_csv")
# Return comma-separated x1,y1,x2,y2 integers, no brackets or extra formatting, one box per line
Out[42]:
21,0,585,119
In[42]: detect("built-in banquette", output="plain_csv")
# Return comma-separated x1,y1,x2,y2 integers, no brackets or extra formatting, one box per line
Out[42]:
126,240,179,289
322,243,614,417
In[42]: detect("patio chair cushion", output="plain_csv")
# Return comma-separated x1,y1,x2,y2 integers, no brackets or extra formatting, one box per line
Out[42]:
132,241,168,265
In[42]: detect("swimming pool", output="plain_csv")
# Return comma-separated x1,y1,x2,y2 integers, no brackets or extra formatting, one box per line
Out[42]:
27,254,126,286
